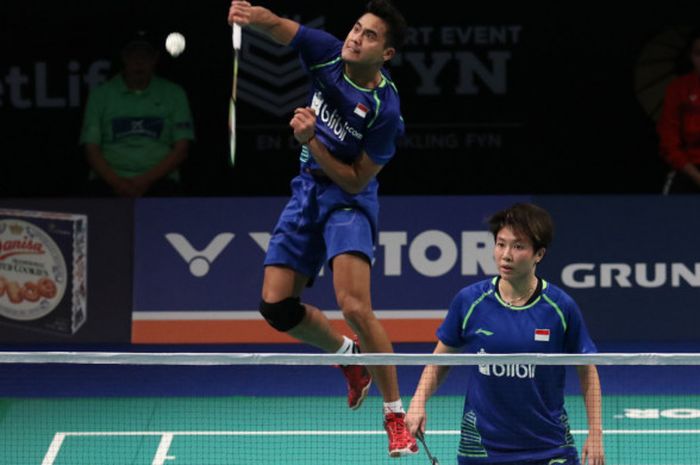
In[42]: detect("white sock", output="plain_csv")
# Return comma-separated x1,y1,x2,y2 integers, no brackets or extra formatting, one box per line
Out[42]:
335,336,354,354
383,400,405,415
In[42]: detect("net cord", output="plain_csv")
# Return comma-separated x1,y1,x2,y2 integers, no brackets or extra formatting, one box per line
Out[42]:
1,352,699,366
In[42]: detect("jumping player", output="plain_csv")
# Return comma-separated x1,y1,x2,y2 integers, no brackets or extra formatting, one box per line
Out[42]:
228,0,416,457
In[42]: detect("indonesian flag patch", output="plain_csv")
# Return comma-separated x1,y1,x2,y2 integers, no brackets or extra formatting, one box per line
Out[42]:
534,328,550,342
354,103,369,118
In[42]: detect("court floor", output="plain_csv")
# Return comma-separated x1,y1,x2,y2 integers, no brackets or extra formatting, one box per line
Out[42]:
2,394,699,465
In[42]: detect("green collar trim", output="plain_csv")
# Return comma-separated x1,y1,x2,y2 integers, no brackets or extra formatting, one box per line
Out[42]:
342,72,386,92
461,289,494,331
309,56,342,71
492,277,549,311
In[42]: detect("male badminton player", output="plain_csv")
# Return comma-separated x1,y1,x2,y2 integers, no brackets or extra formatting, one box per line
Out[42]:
407,203,605,465
227,0,416,457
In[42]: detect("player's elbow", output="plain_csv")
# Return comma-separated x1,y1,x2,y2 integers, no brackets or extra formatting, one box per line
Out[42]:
342,166,376,194
267,18,299,46
343,183,366,195
341,177,371,195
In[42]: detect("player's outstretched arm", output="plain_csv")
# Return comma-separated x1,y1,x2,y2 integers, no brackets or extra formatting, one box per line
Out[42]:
406,341,460,437
577,365,605,465
228,0,299,46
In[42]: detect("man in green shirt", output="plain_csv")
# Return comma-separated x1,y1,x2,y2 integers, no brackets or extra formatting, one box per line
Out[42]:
80,30,195,196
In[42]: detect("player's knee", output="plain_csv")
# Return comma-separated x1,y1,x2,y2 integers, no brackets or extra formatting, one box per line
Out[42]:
340,305,365,328
259,297,306,332
337,295,371,328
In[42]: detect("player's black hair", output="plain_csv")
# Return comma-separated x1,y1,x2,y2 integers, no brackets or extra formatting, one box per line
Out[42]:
487,203,554,253
365,0,408,50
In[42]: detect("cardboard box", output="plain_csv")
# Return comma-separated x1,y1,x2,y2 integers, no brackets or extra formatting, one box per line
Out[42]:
0,209,87,335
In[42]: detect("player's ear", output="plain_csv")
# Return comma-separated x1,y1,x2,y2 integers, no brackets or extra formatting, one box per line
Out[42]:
383,46,396,62
535,248,546,264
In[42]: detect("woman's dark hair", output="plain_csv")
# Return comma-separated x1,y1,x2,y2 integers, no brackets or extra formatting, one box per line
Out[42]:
487,203,554,252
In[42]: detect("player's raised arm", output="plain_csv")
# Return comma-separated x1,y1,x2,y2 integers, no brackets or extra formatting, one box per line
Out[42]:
228,0,299,46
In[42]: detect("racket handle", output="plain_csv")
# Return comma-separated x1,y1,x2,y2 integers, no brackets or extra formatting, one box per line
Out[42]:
232,24,242,50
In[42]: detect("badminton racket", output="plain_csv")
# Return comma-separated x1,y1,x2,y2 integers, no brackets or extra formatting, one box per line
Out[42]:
228,23,241,166
417,432,440,465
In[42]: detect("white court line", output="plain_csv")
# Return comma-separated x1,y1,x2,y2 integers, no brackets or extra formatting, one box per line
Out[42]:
152,433,175,465
40,433,65,465
42,430,700,465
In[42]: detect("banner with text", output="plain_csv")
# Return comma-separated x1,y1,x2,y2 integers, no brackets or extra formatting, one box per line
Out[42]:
132,196,700,344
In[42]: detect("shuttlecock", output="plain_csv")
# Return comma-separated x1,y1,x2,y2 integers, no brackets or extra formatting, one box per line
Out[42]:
165,32,186,57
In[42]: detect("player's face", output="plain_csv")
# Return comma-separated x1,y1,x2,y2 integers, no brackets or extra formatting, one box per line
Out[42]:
342,13,395,66
122,47,158,83
493,226,544,282
691,38,700,75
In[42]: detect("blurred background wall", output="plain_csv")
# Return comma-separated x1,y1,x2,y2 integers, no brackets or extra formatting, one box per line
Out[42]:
2,1,695,197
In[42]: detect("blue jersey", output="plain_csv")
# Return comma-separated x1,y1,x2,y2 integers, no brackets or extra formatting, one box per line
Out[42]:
263,26,403,277
289,26,404,175
437,277,597,464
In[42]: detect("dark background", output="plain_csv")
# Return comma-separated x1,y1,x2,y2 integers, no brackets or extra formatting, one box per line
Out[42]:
1,1,697,197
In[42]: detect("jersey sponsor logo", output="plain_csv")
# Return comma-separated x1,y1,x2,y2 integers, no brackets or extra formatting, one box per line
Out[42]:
534,328,550,341
475,328,494,336
310,91,363,142
477,349,536,378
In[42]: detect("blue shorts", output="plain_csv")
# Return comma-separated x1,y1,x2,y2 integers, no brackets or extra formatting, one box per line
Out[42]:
264,172,379,280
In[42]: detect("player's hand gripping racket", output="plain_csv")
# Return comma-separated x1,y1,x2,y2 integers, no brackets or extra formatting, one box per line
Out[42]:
417,432,440,465
228,23,241,166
